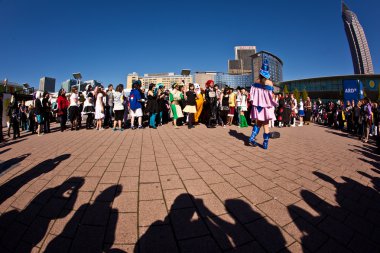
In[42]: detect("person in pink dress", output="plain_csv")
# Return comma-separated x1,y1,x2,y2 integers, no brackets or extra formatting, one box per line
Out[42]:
249,57,278,149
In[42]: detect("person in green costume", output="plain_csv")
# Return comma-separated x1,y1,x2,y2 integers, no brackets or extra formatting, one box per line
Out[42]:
169,83,184,128
239,88,249,128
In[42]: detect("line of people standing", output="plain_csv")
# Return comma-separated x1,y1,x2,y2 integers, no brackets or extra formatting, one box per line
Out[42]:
3,91,53,140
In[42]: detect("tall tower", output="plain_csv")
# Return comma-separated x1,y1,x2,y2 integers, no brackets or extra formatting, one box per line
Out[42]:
342,2,374,74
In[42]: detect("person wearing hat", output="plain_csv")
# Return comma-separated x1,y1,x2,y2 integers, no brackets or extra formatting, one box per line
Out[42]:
169,82,184,128
249,57,278,149
129,80,144,129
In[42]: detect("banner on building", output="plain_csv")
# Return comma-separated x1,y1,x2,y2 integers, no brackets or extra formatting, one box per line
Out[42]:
343,80,363,105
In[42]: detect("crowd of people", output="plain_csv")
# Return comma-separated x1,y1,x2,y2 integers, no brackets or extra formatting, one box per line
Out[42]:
0,59,277,149
1,60,379,150
309,97,379,143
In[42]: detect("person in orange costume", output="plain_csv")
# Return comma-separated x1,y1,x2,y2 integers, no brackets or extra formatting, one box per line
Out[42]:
194,83,204,123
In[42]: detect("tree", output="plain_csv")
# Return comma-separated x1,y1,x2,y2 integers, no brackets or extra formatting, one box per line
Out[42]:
339,88,343,100
302,88,308,102
293,88,300,103
283,85,289,95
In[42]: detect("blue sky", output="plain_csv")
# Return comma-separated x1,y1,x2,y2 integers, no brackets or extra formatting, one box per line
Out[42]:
0,0,379,89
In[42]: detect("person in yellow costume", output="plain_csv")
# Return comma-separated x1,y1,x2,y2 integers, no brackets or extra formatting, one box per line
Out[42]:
194,83,204,123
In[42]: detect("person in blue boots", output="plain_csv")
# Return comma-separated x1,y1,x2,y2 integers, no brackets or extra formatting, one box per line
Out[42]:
249,57,278,149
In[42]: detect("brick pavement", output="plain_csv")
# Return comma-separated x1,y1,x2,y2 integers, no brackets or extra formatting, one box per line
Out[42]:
0,124,379,252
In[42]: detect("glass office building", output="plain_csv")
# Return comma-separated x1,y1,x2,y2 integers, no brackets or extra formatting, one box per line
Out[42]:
61,79,102,92
228,46,256,74
280,74,380,101
215,73,251,89
251,51,283,84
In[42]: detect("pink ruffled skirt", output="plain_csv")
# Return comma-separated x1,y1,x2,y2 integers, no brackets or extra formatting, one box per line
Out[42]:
250,85,277,122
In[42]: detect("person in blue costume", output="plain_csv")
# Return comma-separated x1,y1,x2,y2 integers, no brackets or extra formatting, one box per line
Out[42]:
249,57,278,149
129,80,144,129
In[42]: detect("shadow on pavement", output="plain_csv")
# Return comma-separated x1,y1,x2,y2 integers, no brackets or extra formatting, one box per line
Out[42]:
136,193,289,253
0,153,30,175
0,148,11,155
0,154,71,204
349,144,380,170
0,177,84,252
288,171,380,252
324,129,357,140
228,130,251,146
45,184,124,253
0,139,24,148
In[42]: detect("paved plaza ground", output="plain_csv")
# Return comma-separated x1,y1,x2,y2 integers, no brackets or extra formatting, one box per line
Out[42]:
0,123,379,253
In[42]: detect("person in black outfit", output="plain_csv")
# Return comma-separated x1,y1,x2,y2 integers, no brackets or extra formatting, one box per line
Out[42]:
283,94,291,127
146,83,159,129
220,88,230,126
183,83,197,129
337,101,344,130
20,100,28,131
204,80,218,128
156,84,166,126
42,92,51,133
28,105,36,134
35,91,44,135
345,100,354,133
277,93,285,127
9,96,20,139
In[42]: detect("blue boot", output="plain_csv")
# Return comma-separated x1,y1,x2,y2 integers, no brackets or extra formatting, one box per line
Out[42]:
249,125,260,146
263,133,270,150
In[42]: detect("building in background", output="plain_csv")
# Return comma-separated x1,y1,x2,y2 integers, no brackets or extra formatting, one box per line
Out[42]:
228,46,256,74
215,73,252,89
61,79,102,92
126,72,192,90
280,74,380,101
126,72,139,89
251,51,283,84
39,77,56,92
0,80,25,94
61,79,78,92
194,72,218,88
194,72,255,89
342,2,374,74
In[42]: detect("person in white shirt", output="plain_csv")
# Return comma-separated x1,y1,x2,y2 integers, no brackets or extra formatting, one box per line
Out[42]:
69,87,80,131
112,84,125,131
94,86,105,130
236,88,242,126
298,99,305,126
238,88,249,128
